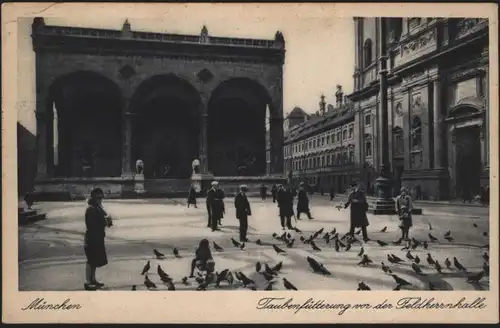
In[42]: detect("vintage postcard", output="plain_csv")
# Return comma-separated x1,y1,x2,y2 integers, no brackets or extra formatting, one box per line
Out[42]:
2,2,498,324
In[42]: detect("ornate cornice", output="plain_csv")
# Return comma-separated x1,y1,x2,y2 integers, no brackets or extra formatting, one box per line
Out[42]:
32,22,285,65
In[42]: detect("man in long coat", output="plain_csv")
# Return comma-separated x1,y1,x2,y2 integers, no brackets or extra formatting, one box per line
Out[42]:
344,182,370,242
277,184,295,230
206,181,225,231
271,184,278,203
297,182,314,220
235,185,252,242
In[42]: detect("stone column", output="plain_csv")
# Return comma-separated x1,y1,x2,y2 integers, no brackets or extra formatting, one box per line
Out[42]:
121,109,134,177
433,77,445,168
35,104,49,179
198,94,209,174
270,116,284,175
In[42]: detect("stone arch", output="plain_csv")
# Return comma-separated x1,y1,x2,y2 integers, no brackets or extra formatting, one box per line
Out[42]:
130,74,201,178
47,70,123,177
207,77,276,176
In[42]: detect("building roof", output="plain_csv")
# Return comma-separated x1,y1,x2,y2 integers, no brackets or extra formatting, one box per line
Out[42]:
284,102,355,143
286,106,309,119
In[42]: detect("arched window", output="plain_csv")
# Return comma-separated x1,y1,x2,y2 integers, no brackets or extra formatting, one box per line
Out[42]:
393,126,404,156
363,38,373,68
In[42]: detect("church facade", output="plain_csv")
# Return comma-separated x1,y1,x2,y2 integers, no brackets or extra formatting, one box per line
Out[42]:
29,18,286,199
348,18,490,200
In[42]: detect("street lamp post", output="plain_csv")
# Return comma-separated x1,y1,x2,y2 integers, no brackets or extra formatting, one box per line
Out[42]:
372,17,396,215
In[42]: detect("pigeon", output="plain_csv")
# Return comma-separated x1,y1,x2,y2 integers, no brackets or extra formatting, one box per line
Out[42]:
272,233,278,239
453,257,467,271
393,284,402,291
357,282,371,290
358,254,373,266
226,271,234,285
473,223,478,228
344,242,352,251
483,252,489,262
428,222,433,230
306,256,331,275
429,281,437,290
390,254,405,264
391,274,411,286
311,241,322,251
286,239,295,248
141,260,151,275
213,241,224,251
215,269,229,287
231,238,242,248
428,233,438,242
406,251,414,261
271,261,283,273
173,248,180,257
444,236,454,242
131,285,137,291
196,280,210,291
445,258,452,269
393,238,403,245
287,232,292,240
238,272,255,287
265,282,274,290
467,271,485,283
157,265,171,283
330,228,337,235
482,232,488,237
381,262,392,274
316,228,324,235
423,241,429,250
272,244,286,254
256,239,263,246
335,203,343,211
414,255,421,264
412,263,426,275
240,243,246,250
283,278,298,290
426,254,436,266
387,254,396,264
334,239,340,252
444,230,451,237
144,275,157,289
483,262,489,276
380,226,387,233
299,236,306,243
181,276,189,285
250,286,257,291
256,262,262,273
153,249,165,259
357,247,365,257
434,261,442,274
338,239,346,248
323,232,330,241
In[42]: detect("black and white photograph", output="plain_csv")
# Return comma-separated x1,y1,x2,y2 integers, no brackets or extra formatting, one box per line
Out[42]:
3,2,498,324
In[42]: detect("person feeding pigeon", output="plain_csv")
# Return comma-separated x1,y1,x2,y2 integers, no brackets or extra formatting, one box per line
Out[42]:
189,238,215,278
277,183,295,230
297,182,314,220
235,184,252,242
396,187,413,241
344,182,370,242
83,187,113,291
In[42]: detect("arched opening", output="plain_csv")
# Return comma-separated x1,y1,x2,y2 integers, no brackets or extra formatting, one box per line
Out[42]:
47,71,123,177
363,39,373,68
130,75,200,179
207,78,274,176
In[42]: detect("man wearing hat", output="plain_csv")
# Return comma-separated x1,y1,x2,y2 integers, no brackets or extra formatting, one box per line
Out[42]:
277,183,295,230
297,182,314,220
344,181,370,242
206,181,225,231
235,184,252,242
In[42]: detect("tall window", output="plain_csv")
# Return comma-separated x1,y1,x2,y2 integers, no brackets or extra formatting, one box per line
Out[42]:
411,116,422,150
365,114,371,126
349,126,354,139
342,130,347,140
349,148,355,164
337,131,341,142
393,126,404,156
363,38,373,68
365,135,373,157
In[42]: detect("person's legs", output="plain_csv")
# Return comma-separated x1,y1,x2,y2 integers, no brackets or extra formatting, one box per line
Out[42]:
306,209,313,220
190,258,197,277
297,211,302,220
361,226,369,241
349,222,355,236
280,215,285,229
85,263,93,284
240,217,248,242
286,216,293,229
206,204,211,227
212,215,219,231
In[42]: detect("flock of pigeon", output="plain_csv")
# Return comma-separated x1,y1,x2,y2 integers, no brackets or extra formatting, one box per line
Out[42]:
131,220,489,291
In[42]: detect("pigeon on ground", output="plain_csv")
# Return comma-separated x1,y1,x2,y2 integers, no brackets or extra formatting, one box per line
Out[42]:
153,249,165,259
272,244,286,254
357,282,371,290
444,258,452,269
406,251,414,261
381,262,392,274
444,236,454,242
157,265,172,283
423,241,429,250
181,277,189,285
256,262,262,273
173,248,180,258
265,282,274,290
238,272,255,287
428,233,439,242
412,263,426,275
414,255,421,264
380,226,387,233
131,285,137,291
357,247,364,257
213,241,224,251
231,238,241,248
426,253,436,266
453,257,467,271
306,256,331,275
434,261,442,274
271,261,283,273
444,230,451,237
391,274,411,287
283,278,298,290
287,239,295,248
144,275,157,289
141,260,151,275
256,239,263,246
311,241,322,251
483,252,489,262
358,254,373,266
390,254,405,264
467,271,485,283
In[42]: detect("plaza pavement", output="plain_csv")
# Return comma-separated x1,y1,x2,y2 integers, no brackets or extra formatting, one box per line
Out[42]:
18,196,490,291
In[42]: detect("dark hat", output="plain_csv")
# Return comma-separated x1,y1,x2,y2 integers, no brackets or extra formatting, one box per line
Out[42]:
90,187,104,198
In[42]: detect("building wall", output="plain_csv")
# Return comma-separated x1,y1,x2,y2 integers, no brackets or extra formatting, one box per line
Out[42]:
349,17,489,200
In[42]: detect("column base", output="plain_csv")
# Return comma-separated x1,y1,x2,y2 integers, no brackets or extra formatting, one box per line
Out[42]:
369,198,397,215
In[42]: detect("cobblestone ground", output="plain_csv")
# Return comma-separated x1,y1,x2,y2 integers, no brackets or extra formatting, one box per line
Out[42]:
18,196,490,291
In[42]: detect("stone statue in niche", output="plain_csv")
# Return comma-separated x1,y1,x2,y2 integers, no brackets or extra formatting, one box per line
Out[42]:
192,158,201,175
135,159,144,175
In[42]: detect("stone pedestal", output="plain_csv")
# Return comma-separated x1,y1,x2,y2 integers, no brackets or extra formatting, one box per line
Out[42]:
134,174,145,194
370,175,397,215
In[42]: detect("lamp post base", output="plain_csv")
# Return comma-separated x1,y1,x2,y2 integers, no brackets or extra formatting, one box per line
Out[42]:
369,174,396,215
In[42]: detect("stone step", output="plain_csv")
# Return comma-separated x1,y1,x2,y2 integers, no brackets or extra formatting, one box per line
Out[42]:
19,211,46,225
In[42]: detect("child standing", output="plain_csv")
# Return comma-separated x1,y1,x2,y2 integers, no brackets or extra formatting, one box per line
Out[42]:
189,239,214,278
396,187,413,241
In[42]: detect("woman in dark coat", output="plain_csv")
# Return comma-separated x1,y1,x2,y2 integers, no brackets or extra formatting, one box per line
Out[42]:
277,184,295,230
344,183,370,242
84,188,112,290
297,182,314,220
187,186,198,208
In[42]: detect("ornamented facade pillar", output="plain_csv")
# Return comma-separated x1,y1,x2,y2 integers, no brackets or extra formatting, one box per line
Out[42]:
432,77,445,168
198,94,209,174
121,109,134,177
